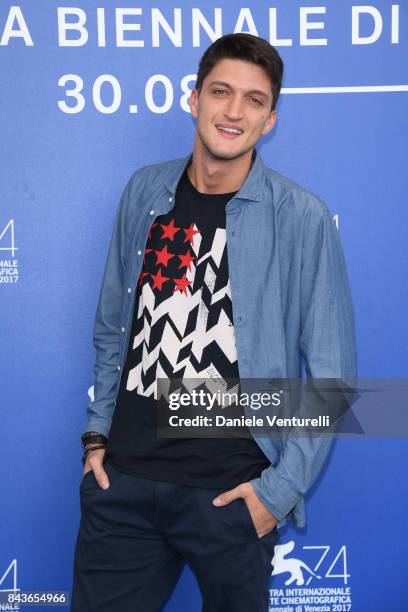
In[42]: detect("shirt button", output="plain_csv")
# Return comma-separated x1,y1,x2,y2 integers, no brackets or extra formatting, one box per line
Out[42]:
121,327,125,333
137,250,142,256
117,365,121,371
169,196,173,203
149,209,155,215
127,287,132,293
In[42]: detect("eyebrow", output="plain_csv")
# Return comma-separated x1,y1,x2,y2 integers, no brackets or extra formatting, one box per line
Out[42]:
207,80,269,100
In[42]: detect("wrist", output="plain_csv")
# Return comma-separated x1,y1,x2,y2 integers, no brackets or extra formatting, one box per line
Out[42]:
81,432,108,466
85,441,105,450
81,431,108,450
81,444,106,466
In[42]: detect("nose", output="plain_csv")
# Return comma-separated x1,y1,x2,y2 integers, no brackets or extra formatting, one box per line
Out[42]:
223,94,244,121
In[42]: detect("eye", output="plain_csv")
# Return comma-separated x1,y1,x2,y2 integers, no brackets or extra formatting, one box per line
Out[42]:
250,97,264,107
212,89,227,96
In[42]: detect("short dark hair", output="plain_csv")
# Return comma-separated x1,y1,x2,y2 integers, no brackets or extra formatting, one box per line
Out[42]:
196,33,284,111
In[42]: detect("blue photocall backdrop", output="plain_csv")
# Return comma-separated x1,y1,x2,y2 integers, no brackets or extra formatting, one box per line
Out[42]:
1,1,407,610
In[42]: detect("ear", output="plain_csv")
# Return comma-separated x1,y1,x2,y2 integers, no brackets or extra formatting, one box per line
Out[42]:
189,88,199,119
261,109,277,136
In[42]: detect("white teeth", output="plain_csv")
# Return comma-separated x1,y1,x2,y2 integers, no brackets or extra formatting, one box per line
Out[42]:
217,126,242,135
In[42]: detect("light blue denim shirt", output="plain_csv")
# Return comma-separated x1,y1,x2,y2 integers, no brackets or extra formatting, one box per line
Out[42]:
84,150,357,529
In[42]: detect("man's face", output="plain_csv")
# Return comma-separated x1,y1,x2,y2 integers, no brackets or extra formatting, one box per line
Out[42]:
189,58,277,161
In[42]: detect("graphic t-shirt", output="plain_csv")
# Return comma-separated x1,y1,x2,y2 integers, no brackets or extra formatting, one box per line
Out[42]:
105,167,270,487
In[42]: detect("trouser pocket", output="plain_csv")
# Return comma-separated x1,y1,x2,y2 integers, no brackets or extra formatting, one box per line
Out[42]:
239,497,279,543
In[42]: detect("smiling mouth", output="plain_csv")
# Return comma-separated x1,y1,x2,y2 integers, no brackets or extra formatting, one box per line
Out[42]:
216,125,243,137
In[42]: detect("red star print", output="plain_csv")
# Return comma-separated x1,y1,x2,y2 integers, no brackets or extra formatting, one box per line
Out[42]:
148,223,158,239
155,244,176,267
138,271,149,286
178,250,196,271
151,268,171,291
173,273,192,295
160,218,181,241
183,223,200,245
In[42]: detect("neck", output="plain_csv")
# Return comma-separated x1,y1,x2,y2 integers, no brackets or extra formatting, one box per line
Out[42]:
187,137,254,194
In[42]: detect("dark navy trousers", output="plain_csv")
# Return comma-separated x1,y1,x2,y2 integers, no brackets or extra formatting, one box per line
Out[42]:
71,460,279,612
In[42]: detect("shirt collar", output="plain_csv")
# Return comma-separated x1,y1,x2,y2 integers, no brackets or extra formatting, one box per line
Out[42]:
164,148,265,202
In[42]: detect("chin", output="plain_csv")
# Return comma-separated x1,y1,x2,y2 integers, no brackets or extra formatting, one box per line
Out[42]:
209,150,242,161
205,141,253,162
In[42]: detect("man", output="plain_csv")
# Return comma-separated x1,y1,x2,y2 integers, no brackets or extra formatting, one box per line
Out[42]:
71,33,356,611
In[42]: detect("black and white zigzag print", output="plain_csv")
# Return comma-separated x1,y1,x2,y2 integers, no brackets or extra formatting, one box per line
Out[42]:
125,203,240,400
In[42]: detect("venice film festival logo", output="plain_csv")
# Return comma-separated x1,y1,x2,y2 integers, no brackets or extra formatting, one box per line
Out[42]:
269,540,352,610
0,559,21,610
0,220,18,284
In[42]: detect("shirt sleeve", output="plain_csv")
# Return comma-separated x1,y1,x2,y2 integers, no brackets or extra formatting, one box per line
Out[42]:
83,175,134,438
251,202,357,523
